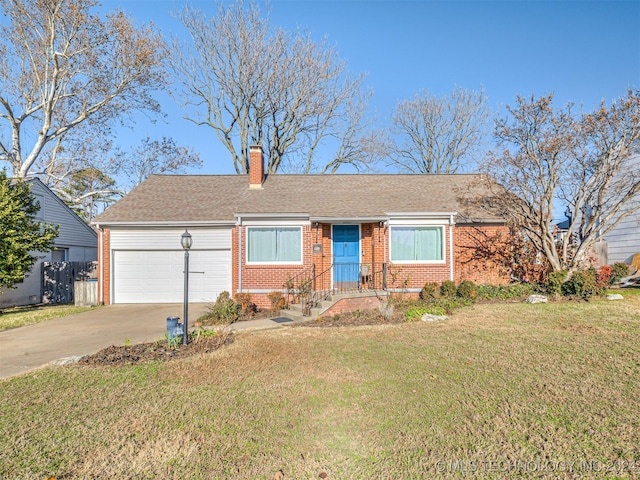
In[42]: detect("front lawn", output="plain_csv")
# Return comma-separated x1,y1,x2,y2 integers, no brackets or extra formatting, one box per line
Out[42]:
0,304,98,331
1,295,639,478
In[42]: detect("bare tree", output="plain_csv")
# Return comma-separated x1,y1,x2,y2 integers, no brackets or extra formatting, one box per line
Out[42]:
483,90,640,273
57,167,119,221
170,1,380,174
110,136,203,190
387,87,490,173
42,134,201,220
0,0,167,179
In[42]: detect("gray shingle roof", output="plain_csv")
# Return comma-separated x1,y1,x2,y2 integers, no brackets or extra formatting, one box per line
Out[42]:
93,173,501,224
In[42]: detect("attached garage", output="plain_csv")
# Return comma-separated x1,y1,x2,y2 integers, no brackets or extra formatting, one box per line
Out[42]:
109,228,232,304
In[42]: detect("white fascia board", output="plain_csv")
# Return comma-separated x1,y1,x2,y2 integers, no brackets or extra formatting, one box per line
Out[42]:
386,212,458,219
386,212,458,226
235,213,311,226
234,213,310,219
309,216,388,223
91,220,236,227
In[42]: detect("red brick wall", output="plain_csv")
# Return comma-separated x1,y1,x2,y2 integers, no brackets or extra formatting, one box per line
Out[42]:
321,295,384,317
234,224,314,308
231,221,510,309
454,224,510,285
99,228,111,305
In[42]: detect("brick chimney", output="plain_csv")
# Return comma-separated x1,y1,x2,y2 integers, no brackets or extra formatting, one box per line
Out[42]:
249,145,264,189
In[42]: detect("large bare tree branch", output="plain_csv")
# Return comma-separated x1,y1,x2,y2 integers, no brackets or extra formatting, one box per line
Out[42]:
482,90,640,273
0,0,167,178
170,1,379,174
387,87,490,174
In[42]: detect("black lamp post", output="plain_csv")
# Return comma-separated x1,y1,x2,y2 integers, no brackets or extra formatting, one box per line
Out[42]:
181,229,192,344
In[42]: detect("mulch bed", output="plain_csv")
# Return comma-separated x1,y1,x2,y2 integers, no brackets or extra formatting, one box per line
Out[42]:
78,311,405,367
292,311,406,328
79,332,235,367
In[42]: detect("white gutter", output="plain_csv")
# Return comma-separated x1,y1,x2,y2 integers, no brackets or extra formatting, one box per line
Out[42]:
449,214,455,281
233,213,309,219
310,216,388,223
91,220,237,227
386,212,458,218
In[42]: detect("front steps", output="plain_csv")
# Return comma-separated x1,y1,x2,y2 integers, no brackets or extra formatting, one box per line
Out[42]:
279,290,389,322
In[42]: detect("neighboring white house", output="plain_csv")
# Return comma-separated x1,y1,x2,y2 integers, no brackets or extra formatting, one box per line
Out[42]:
603,204,640,264
0,178,98,308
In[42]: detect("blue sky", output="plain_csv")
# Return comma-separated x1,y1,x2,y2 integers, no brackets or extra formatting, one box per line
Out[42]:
102,0,640,175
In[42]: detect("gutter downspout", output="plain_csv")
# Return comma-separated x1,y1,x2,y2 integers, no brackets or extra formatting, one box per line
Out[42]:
237,217,243,293
97,224,103,304
449,215,455,282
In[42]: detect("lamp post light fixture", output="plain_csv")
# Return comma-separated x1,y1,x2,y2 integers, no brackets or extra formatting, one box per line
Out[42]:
181,229,193,345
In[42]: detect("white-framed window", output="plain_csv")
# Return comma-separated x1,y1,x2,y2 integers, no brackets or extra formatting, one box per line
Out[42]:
390,226,444,263
247,227,302,264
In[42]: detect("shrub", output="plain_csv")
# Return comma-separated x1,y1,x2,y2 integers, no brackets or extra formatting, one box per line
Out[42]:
440,280,457,298
475,283,535,300
200,291,239,325
456,280,478,300
405,306,428,321
436,297,473,314
419,282,440,302
546,270,568,297
611,262,630,284
425,305,447,316
267,291,286,315
234,292,257,319
562,270,598,300
596,266,613,289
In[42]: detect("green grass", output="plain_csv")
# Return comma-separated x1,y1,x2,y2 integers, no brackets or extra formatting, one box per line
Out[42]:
1,296,640,478
0,304,98,331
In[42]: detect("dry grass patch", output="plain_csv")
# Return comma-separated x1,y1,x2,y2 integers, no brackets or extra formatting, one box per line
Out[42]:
1,296,639,478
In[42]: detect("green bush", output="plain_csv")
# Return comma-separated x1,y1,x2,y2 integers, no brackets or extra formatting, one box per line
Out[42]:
562,270,598,300
405,304,448,321
456,280,478,300
405,306,429,321
440,280,457,298
419,282,440,302
611,262,630,284
475,283,535,300
424,305,447,316
546,270,568,297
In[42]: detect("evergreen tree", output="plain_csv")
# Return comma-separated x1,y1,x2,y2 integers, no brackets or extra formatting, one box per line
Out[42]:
0,172,59,290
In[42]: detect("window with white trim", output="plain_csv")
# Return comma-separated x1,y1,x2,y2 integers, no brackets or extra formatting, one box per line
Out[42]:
390,226,444,262
247,227,302,263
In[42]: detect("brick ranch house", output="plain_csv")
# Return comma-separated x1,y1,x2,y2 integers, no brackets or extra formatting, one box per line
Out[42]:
92,146,508,309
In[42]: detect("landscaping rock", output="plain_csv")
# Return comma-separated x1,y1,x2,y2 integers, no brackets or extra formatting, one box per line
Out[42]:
525,294,548,304
421,313,448,322
606,293,624,301
50,356,82,366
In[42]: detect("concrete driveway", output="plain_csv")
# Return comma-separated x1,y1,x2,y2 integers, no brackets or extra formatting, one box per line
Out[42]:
0,304,211,379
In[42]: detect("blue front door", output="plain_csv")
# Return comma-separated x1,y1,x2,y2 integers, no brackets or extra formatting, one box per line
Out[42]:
333,225,359,288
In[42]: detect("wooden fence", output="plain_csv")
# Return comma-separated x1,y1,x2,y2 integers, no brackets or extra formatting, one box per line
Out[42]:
42,261,98,305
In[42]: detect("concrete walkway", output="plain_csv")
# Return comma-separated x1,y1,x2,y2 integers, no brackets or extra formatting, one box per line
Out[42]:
0,304,289,380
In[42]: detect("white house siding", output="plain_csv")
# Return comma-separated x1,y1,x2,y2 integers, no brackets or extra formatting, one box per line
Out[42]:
603,208,640,264
109,227,232,303
0,180,98,307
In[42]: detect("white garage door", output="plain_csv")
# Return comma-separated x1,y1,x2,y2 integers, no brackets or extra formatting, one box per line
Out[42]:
113,250,231,303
